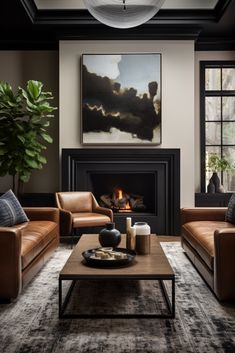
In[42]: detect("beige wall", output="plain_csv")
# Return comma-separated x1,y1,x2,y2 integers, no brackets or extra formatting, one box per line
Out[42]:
1,47,235,202
59,40,195,207
194,51,235,192
0,51,59,193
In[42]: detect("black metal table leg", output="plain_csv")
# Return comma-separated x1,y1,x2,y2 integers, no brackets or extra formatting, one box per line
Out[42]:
59,277,175,319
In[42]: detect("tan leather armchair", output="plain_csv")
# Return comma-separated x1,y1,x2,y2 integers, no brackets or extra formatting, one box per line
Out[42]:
55,192,113,236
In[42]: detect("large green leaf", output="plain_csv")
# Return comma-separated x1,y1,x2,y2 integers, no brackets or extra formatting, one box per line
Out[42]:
25,149,36,157
41,133,53,143
0,81,13,99
31,115,42,124
25,158,39,169
37,155,47,164
27,80,43,100
17,135,25,144
20,171,31,183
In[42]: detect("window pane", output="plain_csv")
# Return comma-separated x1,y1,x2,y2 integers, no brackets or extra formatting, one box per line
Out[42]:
205,97,221,121
223,146,235,165
224,171,235,191
206,146,221,156
222,147,235,191
222,97,235,120
222,122,235,144
206,122,221,145
222,68,235,90
205,68,221,91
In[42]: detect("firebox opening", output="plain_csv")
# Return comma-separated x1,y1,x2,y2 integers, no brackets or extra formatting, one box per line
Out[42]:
90,173,156,214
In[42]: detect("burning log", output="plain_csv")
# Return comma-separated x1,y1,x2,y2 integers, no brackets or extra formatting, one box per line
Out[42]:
129,194,146,211
100,188,146,212
100,194,113,208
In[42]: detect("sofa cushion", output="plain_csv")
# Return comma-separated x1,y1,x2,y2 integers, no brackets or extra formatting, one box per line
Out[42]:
0,190,29,227
21,221,58,270
225,193,235,224
182,220,234,270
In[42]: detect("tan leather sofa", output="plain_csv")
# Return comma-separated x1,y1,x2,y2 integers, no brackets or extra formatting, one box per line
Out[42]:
181,207,235,301
55,192,113,236
0,207,59,301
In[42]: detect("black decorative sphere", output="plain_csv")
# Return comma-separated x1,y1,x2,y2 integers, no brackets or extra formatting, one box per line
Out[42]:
99,222,121,247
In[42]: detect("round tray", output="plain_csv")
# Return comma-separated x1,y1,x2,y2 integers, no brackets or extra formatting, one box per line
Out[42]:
82,247,136,268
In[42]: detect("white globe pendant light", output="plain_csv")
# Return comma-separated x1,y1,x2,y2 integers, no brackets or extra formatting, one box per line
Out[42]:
83,0,165,29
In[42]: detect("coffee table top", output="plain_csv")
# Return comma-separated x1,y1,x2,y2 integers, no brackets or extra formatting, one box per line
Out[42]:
60,234,174,279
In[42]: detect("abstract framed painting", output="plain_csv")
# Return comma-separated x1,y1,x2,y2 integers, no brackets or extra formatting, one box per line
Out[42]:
81,53,162,145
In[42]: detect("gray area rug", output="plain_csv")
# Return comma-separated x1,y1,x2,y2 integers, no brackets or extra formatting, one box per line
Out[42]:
0,242,235,353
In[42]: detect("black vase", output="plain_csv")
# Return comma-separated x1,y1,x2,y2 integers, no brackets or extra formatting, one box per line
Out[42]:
210,172,220,193
99,222,121,247
207,179,215,193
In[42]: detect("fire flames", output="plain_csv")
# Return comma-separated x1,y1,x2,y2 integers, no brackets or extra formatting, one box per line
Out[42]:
100,188,145,213
115,188,132,212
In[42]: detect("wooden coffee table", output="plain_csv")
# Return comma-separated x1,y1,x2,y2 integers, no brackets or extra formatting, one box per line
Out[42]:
59,234,175,319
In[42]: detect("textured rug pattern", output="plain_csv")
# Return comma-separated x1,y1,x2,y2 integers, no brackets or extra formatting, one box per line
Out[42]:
0,242,235,353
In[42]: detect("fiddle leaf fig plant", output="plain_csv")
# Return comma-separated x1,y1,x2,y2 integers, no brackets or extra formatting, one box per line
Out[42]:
0,80,57,196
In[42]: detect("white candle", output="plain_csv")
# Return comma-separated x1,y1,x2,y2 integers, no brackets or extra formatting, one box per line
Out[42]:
126,217,132,231
129,226,136,238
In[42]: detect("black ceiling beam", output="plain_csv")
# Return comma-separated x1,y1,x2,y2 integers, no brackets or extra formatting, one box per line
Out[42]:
56,25,202,41
195,37,235,51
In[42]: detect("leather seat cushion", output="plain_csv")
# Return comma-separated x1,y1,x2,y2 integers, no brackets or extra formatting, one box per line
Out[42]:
21,221,58,270
72,212,110,227
182,221,235,270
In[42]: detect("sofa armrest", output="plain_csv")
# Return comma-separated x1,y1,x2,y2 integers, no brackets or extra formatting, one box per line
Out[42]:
214,228,235,301
0,227,22,300
23,207,59,223
93,205,113,221
181,207,227,225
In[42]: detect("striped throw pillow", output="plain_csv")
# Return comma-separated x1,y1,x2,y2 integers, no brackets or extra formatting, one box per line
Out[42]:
0,190,29,226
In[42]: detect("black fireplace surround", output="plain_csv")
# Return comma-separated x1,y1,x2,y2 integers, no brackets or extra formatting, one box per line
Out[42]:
62,149,180,235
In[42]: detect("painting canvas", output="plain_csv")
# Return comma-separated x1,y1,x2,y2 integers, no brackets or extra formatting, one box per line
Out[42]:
81,54,161,145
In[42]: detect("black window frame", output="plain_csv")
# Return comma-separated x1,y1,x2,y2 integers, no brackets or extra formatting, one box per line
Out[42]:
200,60,235,192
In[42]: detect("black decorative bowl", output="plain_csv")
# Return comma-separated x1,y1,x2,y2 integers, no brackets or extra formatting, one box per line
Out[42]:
82,247,136,268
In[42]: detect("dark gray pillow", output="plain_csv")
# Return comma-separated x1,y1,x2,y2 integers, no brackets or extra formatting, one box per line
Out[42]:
0,189,29,226
225,193,235,224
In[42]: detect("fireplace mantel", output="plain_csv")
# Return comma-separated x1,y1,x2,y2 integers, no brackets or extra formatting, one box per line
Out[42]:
62,148,180,235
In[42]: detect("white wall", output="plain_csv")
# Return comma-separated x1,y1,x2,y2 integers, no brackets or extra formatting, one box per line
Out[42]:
59,40,195,207
194,51,235,192
0,51,59,193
